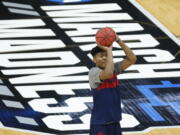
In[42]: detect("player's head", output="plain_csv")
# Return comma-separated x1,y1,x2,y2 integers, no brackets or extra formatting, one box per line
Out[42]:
90,46,107,69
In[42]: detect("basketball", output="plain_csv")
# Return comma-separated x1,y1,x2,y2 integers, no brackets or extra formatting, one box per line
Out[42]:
95,27,116,47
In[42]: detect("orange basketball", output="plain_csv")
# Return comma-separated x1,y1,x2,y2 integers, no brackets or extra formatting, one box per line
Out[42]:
95,27,116,47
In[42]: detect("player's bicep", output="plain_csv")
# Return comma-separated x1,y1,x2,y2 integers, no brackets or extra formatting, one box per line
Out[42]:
120,59,133,72
99,70,113,80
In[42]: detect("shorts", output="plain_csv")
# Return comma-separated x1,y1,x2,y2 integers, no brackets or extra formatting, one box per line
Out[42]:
90,122,122,135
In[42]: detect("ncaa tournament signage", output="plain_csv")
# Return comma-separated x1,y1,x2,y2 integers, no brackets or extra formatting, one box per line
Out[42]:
0,0,179,134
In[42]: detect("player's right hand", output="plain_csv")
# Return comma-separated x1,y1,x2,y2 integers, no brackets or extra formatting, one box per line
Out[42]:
97,42,113,51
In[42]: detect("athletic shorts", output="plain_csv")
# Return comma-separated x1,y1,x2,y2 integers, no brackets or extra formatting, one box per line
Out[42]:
90,122,122,135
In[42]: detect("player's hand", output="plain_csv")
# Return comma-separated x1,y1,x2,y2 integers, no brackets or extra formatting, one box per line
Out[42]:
97,43,112,51
115,34,122,43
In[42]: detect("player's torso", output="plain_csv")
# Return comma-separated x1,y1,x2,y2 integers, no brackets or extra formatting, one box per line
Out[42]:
91,74,122,124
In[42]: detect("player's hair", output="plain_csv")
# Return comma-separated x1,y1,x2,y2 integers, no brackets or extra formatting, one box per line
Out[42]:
90,46,105,57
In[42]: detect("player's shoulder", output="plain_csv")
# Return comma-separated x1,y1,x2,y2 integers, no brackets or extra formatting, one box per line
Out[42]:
89,67,99,71
88,67,102,76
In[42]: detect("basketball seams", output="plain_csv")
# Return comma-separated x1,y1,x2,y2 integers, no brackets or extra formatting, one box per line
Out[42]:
96,37,104,45
96,27,116,46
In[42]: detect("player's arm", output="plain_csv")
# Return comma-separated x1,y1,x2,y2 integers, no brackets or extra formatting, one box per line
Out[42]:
98,45,114,80
116,35,137,72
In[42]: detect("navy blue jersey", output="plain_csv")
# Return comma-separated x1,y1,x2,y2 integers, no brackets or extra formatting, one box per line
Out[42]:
89,68,122,124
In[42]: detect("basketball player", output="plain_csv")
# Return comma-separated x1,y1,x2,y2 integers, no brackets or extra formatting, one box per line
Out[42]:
89,34,137,135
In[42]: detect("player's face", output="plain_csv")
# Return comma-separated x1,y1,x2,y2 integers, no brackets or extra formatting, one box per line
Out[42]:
93,51,107,69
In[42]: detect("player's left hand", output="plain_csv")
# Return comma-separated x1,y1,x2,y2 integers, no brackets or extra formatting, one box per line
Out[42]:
115,34,122,43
